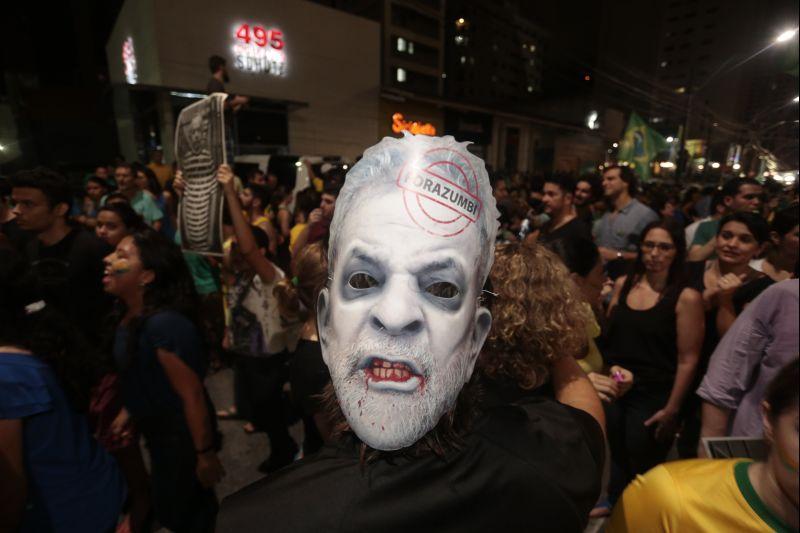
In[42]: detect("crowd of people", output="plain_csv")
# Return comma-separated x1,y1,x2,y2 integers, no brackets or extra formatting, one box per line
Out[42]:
0,138,797,532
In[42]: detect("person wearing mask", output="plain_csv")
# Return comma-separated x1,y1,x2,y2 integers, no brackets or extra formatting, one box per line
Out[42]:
218,164,302,473
688,177,763,262
594,165,659,263
103,229,224,531
604,219,704,502
754,206,799,282
114,163,164,231
697,278,798,446
274,242,331,456
96,202,147,249
10,167,111,341
0,249,126,532
607,359,799,532
539,175,592,246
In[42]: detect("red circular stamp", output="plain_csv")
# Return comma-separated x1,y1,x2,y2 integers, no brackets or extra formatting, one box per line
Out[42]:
395,148,483,237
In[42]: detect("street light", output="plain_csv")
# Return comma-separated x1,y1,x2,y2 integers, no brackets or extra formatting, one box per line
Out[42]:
793,96,799,103
775,29,798,43
666,136,674,142
711,162,721,169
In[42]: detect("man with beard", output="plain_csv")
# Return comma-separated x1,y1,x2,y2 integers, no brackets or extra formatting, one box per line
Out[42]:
217,134,604,532
206,55,249,112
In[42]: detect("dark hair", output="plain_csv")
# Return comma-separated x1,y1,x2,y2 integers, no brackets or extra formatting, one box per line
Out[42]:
105,193,129,205
575,175,600,201
118,229,201,367
771,206,799,237
245,183,270,210
87,176,110,191
622,218,688,301
132,163,162,196
547,236,600,278
294,187,320,220
721,177,761,200
717,212,770,244
544,174,576,195
208,55,226,74
322,180,342,198
0,249,102,411
115,162,133,174
764,359,799,419
97,202,146,232
710,189,726,214
250,225,271,251
10,167,73,212
604,164,638,196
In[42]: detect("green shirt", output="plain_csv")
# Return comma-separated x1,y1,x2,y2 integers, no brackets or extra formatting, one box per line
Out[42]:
131,191,164,226
174,232,221,295
691,218,719,247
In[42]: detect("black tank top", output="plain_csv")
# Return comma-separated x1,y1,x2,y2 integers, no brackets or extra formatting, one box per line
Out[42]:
606,287,679,391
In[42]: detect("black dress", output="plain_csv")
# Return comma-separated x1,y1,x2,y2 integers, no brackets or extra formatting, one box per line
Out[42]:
603,284,681,500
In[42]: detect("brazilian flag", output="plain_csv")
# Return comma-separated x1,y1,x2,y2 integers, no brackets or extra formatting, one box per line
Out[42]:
617,112,668,182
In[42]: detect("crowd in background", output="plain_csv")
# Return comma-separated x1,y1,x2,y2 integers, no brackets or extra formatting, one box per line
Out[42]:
0,146,797,532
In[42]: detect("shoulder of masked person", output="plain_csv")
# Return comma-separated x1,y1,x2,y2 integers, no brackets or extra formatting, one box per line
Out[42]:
217,397,603,533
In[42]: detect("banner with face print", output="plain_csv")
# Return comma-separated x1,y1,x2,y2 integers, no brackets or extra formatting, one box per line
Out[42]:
175,93,227,256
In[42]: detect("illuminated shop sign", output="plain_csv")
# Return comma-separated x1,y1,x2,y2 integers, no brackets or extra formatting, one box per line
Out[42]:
391,113,436,136
122,37,138,84
232,23,287,76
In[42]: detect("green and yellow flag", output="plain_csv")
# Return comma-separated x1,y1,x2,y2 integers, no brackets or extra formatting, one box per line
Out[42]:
617,112,668,182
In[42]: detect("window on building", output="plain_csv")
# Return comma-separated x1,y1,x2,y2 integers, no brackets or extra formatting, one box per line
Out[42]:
397,37,407,52
396,68,407,83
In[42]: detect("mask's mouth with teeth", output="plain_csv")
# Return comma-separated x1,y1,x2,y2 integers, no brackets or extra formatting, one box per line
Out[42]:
360,356,425,392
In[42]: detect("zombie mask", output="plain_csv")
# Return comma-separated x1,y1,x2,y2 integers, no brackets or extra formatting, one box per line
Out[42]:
317,133,499,450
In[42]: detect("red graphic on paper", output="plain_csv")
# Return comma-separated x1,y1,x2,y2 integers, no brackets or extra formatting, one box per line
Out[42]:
396,148,483,237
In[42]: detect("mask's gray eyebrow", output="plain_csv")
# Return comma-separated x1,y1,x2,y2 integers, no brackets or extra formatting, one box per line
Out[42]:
413,258,464,279
347,247,384,269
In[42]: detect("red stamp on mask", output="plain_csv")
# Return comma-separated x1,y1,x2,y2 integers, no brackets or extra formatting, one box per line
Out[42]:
396,148,483,237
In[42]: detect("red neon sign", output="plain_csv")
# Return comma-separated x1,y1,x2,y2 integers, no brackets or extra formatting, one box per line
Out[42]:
235,23,284,50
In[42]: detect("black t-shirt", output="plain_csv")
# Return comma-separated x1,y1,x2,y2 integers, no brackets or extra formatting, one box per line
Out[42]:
24,228,111,338
206,77,226,94
540,217,592,246
1,218,34,252
217,397,604,533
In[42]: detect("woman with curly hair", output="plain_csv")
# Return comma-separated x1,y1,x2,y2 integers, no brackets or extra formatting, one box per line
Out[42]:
0,248,126,532
103,228,223,531
604,218,704,503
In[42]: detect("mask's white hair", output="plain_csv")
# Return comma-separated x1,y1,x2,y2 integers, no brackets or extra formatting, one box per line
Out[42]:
328,132,501,288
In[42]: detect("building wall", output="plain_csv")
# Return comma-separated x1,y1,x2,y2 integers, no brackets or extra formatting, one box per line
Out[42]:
107,0,381,160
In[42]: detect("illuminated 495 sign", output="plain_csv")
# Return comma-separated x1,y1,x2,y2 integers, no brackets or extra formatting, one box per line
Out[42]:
232,23,287,77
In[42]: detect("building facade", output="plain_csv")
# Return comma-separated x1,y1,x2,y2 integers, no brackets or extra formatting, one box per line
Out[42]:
107,0,381,162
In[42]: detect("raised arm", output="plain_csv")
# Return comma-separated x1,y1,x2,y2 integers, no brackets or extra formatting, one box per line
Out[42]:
217,164,277,284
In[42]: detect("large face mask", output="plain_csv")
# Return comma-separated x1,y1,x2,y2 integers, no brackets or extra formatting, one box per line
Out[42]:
318,135,497,451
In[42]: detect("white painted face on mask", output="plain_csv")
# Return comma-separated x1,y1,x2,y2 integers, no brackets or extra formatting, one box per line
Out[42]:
318,186,492,451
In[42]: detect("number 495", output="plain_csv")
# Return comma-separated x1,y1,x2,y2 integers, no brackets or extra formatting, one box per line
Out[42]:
236,24,284,50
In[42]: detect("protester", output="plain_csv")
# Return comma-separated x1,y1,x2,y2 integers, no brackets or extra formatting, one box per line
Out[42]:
104,228,223,531
603,219,704,502
206,55,249,111
607,359,799,532
290,181,340,256
239,181,278,256
0,176,32,251
114,163,164,231
684,188,725,250
539,174,592,245
274,242,331,455
0,248,126,532
10,167,111,339
697,279,799,443
147,148,173,189
688,177,763,262
96,202,146,248
574,175,599,227
218,164,301,473
74,176,110,228
594,165,659,264
754,206,799,281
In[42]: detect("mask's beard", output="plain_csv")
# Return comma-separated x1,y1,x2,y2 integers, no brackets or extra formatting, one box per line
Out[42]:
326,331,473,451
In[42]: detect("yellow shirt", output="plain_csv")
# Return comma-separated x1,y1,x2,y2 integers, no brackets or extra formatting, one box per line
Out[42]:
147,162,173,188
289,223,307,251
577,303,603,375
607,459,793,533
